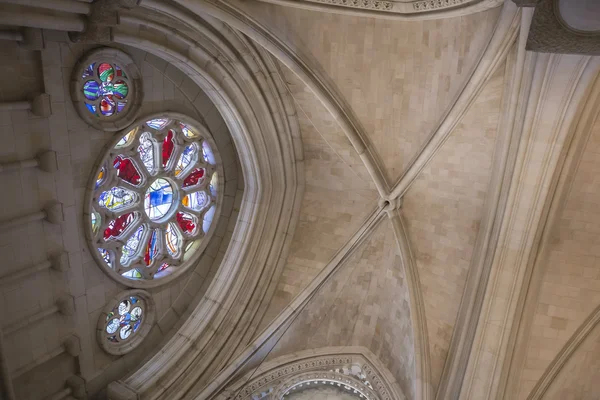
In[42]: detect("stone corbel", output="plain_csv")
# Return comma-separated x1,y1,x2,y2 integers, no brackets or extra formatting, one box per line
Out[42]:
70,0,142,43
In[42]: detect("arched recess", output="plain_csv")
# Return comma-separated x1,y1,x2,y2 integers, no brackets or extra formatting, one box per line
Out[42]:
216,347,404,400
106,5,304,400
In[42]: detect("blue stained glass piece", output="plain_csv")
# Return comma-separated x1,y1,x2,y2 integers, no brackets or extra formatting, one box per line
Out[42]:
144,179,174,221
82,62,95,79
85,103,97,114
146,118,170,130
83,80,100,100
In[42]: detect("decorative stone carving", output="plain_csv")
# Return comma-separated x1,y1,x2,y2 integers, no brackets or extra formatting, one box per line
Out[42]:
251,0,502,18
230,352,397,400
311,0,393,11
412,0,467,11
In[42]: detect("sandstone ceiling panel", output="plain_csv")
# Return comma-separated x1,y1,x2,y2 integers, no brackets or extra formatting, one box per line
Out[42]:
233,0,501,184
257,63,378,329
515,108,600,400
267,218,416,399
401,63,505,393
541,321,600,400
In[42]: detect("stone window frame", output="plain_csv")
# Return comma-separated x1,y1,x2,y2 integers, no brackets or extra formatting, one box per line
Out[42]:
84,111,224,289
71,47,143,131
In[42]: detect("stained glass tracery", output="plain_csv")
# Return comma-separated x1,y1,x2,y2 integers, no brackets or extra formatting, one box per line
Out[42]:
104,296,144,344
90,116,220,281
81,60,131,117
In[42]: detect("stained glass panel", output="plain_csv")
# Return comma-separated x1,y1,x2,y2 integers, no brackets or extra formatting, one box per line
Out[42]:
144,179,174,221
91,211,100,234
180,123,198,138
144,229,159,266
113,155,141,185
98,187,136,211
202,141,216,165
176,211,197,235
137,132,155,174
182,191,209,211
162,129,175,169
115,65,127,78
175,143,197,176
98,63,114,83
85,103,97,114
147,118,170,130
98,248,111,267
120,224,145,265
115,128,137,149
95,167,105,189
182,168,205,188
83,80,100,100
117,101,127,113
203,205,216,234
122,269,142,279
209,172,218,197
104,212,136,240
100,97,115,116
165,222,181,257
82,63,95,79
113,80,128,99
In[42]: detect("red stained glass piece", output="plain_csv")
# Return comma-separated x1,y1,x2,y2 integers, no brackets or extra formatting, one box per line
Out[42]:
182,168,205,188
144,230,159,266
113,156,141,185
162,130,175,168
103,212,134,240
176,212,196,234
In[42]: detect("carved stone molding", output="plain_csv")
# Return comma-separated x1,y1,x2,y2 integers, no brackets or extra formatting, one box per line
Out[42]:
220,348,401,400
250,0,503,19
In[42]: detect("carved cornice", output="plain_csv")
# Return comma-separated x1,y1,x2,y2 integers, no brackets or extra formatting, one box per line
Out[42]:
249,0,503,19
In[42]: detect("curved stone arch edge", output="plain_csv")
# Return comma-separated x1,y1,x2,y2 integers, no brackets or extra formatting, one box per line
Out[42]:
458,54,600,399
218,347,405,400
497,60,600,400
104,12,304,400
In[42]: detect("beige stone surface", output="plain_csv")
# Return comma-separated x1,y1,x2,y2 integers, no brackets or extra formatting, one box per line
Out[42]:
516,102,600,400
268,219,416,399
232,0,500,184
401,63,504,392
257,63,379,329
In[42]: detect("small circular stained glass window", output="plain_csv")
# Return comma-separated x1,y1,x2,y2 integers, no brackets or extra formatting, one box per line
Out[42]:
72,48,142,131
86,113,222,288
98,290,155,355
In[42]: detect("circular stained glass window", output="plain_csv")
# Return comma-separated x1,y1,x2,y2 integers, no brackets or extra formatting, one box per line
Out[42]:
72,48,142,131
98,290,155,355
86,113,222,288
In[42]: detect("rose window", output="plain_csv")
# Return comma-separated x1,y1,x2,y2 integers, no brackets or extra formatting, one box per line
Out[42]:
82,62,130,117
98,290,155,355
87,114,221,287
72,48,142,131
105,295,144,344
